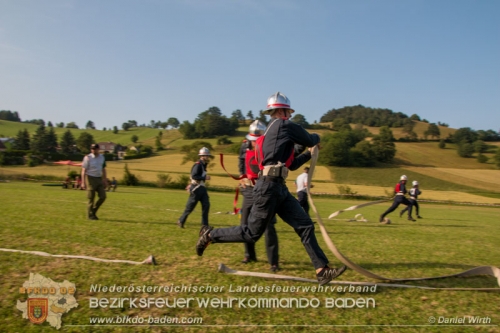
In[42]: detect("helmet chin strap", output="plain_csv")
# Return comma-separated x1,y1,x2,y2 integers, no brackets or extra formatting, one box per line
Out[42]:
281,109,291,120
271,109,290,120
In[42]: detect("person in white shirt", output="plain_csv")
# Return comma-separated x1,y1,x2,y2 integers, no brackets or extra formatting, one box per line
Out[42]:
295,167,310,215
81,143,108,220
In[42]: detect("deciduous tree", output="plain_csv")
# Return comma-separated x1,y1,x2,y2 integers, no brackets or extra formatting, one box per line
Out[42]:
246,110,254,120
167,117,180,128
76,132,94,154
291,114,309,128
86,120,96,130
122,122,131,131
424,123,440,140
66,122,79,129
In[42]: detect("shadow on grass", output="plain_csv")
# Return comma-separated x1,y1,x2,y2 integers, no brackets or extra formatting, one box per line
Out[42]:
103,218,235,230
359,262,475,271
392,158,435,168
432,218,477,222
380,276,499,289
108,190,150,194
426,224,474,227
104,218,171,225
339,221,474,227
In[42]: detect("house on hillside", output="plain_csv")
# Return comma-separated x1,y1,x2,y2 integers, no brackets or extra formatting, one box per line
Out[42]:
0,140,6,151
128,146,140,153
96,142,128,159
97,142,117,154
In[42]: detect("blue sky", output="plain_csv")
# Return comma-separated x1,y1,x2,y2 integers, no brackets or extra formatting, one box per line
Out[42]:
1,0,499,131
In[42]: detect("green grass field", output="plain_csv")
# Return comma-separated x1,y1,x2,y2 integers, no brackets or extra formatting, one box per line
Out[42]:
1,182,499,332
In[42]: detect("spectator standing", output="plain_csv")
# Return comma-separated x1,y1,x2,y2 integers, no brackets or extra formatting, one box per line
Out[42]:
81,144,108,220
295,167,311,215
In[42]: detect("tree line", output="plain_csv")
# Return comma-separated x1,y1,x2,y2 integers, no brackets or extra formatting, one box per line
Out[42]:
12,124,96,155
0,110,181,134
0,110,21,122
319,105,415,127
319,125,397,167
4,107,500,168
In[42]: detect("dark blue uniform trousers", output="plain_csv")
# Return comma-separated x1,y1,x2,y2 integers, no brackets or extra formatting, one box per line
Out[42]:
381,195,413,218
210,177,329,270
297,190,310,215
178,185,210,226
240,186,279,265
401,199,419,216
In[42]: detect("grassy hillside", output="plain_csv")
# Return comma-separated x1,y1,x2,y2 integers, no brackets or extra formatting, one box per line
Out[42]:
0,120,162,146
318,121,456,140
394,142,496,169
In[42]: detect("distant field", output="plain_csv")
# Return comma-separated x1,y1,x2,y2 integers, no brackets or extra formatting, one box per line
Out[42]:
394,142,496,169
406,167,500,192
2,152,500,204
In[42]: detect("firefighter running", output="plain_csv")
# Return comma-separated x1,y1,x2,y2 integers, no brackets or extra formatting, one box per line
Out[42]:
379,175,416,222
177,147,212,228
238,120,280,272
196,92,346,286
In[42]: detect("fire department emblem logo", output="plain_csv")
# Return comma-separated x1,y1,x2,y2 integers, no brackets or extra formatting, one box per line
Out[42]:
17,273,78,329
28,298,49,324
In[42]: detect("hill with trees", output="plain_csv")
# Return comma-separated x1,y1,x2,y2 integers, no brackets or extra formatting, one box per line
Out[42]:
1,104,500,169
319,105,415,127
178,107,239,139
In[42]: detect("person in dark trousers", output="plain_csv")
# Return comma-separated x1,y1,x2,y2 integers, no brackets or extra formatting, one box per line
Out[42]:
238,120,280,272
81,143,108,220
400,180,422,218
196,92,346,286
177,148,211,228
379,175,416,222
295,167,311,215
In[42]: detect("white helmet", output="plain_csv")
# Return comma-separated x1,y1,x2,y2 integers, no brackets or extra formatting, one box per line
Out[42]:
263,92,295,115
400,175,408,181
246,120,267,141
198,147,211,156
412,180,419,186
